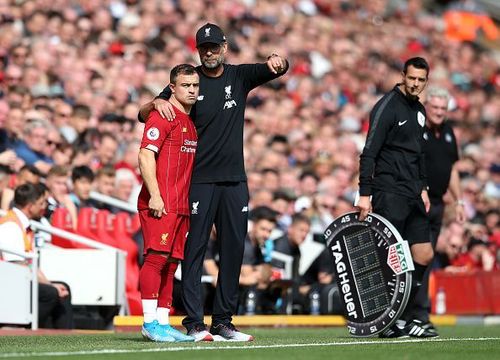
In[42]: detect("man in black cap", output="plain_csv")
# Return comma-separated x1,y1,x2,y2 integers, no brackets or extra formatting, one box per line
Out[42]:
139,23,288,341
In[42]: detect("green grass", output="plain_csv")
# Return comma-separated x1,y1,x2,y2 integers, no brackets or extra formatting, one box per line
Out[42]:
1,326,500,360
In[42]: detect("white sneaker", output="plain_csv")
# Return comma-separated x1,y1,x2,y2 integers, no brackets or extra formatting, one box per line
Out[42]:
210,323,254,342
187,324,214,342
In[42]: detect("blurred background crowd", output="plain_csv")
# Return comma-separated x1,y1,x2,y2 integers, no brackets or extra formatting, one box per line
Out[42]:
0,0,499,317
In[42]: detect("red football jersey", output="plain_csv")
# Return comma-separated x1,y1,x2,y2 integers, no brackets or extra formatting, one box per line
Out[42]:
137,107,197,215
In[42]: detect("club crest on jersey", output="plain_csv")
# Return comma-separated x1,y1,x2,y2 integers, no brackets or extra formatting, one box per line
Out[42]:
224,85,237,109
182,127,187,133
445,133,452,143
147,127,160,140
417,111,425,127
192,201,199,215
160,233,169,245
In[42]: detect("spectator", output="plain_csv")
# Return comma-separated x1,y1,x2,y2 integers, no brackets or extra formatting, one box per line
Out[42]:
239,206,278,314
0,183,74,329
45,165,78,229
69,165,96,210
13,119,53,175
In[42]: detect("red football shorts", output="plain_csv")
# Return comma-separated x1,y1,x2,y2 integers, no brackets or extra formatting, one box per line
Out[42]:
138,210,190,260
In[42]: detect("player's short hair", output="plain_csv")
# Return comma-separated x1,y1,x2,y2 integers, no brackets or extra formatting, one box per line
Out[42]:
170,64,197,84
403,57,429,77
13,183,45,208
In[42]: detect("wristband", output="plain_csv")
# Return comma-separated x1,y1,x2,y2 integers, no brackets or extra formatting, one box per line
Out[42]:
267,53,279,60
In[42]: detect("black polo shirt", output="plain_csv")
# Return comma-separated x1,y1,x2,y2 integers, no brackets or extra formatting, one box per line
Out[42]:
422,122,459,202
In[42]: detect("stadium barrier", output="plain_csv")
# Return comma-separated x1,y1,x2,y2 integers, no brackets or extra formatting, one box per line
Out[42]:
0,246,38,329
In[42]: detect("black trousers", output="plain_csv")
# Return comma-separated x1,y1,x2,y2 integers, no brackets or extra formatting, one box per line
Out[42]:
38,282,74,329
181,182,249,330
411,200,444,322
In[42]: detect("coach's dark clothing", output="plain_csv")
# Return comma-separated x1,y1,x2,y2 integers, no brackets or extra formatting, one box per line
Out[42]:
39,282,74,329
413,122,459,322
422,122,459,203
150,62,287,329
359,85,428,198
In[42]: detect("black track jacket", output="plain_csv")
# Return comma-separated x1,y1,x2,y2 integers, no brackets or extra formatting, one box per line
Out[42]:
359,85,428,198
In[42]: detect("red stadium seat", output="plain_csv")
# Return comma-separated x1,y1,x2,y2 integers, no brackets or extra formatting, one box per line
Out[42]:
51,207,89,249
111,212,140,293
95,210,120,247
127,290,142,315
76,207,99,242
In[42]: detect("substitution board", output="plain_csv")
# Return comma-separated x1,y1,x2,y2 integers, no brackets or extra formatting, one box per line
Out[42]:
324,211,414,337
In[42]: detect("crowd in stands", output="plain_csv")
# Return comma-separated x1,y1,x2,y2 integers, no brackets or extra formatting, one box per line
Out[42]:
0,0,499,321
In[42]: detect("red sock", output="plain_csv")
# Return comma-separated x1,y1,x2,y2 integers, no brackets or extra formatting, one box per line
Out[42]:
158,261,178,308
139,253,168,299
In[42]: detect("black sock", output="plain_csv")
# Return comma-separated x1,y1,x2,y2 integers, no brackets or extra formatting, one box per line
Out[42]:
402,262,429,322
412,262,428,286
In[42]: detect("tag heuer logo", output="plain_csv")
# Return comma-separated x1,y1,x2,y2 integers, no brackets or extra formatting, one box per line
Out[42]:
387,243,408,274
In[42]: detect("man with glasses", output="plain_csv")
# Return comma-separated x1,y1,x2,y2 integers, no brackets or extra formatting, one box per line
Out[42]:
139,23,288,341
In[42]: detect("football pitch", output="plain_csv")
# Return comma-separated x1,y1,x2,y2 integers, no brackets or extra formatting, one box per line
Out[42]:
1,325,499,360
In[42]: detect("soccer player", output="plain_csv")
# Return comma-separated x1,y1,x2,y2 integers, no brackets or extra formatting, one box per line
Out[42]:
139,23,288,341
357,57,437,338
137,64,199,342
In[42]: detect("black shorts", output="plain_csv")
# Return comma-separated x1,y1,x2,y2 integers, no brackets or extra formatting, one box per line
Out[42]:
372,191,430,245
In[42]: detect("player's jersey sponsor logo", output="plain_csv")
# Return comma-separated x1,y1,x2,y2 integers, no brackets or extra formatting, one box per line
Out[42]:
417,111,425,127
160,233,169,245
241,206,248,212
192,201,199,215
147,127,160,140
181,139,197,154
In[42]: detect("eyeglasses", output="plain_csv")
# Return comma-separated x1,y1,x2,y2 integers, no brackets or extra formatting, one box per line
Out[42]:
47,140,61,146
197,44,223,54
56,112,71,117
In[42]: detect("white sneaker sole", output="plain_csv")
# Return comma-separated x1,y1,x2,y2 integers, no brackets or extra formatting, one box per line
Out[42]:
212,334,254,342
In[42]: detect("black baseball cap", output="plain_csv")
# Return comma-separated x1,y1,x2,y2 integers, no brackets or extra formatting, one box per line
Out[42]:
196,23,226,47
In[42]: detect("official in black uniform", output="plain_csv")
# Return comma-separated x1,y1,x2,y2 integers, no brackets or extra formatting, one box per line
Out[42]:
357,57,437,338
139,23,288,341
412,86,466,334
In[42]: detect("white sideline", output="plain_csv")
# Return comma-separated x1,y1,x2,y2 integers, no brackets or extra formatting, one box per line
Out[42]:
0,337,499,358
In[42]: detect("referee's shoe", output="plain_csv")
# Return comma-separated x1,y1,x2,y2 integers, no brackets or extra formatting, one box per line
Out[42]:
379,319,437,338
